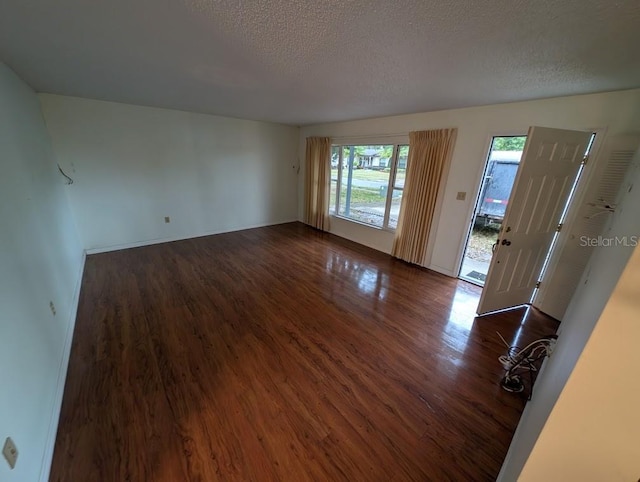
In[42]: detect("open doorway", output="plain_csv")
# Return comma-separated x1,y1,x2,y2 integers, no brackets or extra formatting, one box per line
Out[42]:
475,127,595,315
459,136,527,285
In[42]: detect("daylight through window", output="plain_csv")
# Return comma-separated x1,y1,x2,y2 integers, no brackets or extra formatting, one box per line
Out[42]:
330,144,409,229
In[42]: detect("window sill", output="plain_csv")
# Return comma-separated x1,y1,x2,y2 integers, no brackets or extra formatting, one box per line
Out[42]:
330,214,396,233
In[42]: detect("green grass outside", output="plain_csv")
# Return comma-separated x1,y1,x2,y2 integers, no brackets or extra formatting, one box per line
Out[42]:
330,185,383,206
329,167,407,212
331,168,405,182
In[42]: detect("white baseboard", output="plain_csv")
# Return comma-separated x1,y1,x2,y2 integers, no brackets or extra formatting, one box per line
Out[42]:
427,264,456,278
39,251,86,482
85,219,299,254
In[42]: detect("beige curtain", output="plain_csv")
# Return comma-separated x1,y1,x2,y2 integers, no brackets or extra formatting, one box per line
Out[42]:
304,137,331,230
392,128,457,264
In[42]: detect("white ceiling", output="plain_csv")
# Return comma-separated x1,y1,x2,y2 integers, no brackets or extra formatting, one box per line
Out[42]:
1,0,639,126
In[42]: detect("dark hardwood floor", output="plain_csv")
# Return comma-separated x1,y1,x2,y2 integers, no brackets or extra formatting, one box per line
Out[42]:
50,222,558,481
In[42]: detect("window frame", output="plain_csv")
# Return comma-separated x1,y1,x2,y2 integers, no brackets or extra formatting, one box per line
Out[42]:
386,144,408,230
330,138,409,231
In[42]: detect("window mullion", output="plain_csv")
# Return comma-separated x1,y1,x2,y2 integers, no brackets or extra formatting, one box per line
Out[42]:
382,145,398,229
336,146,343,214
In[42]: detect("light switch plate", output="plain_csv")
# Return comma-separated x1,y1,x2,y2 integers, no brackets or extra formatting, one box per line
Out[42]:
2,437,18,469
456,191,467,201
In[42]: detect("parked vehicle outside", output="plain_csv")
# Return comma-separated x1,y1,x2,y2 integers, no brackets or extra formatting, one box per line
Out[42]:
474,151,522,227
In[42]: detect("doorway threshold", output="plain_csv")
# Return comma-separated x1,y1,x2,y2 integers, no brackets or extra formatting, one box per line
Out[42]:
459,256,489,286
460,271,486,286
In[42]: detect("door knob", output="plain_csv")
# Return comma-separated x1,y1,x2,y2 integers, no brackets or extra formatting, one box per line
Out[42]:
501,239,512,246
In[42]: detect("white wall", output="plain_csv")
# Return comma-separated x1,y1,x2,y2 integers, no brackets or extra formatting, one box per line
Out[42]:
0,64,84,482
300,89,640,275
519,239,640,480
497,147,640,481
40,94,300,252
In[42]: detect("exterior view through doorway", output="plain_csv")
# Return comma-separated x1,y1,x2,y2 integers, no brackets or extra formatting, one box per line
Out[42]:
459,136,526,286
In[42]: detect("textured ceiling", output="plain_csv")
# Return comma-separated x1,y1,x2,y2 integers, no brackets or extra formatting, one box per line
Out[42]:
1,0,639,125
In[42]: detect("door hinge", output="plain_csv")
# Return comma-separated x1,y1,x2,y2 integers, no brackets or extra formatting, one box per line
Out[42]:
556,223,563,232
582,154,589,165
536,281,541,289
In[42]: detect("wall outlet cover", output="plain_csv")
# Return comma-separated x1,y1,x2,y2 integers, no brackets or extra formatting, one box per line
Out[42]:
2,437,18,469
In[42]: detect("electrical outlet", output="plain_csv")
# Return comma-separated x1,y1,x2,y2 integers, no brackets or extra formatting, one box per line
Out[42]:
2,437,18,469
164,216,171,223
49,301,56,316
456,191,467,201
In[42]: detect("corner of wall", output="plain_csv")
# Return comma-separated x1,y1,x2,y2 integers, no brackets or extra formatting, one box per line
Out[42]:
38,252,86,482
0,62,85,482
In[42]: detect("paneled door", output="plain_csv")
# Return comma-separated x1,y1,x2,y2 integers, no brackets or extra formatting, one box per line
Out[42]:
477,127,592,315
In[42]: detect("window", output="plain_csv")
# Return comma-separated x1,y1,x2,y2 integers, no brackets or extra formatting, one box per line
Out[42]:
329,143,409,229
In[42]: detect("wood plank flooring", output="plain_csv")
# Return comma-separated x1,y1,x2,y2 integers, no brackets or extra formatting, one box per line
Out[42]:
50,222,558,481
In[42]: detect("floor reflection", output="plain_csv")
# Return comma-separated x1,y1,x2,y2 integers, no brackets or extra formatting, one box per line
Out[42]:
506,305,531,348
325,252,389,301
438,282,481,376
447,285,480,330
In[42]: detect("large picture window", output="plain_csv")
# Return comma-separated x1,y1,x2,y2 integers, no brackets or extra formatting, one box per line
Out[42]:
330,143,409,229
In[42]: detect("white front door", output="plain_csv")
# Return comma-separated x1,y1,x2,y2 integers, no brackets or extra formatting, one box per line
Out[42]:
533,134,640,320
477,126,592,315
